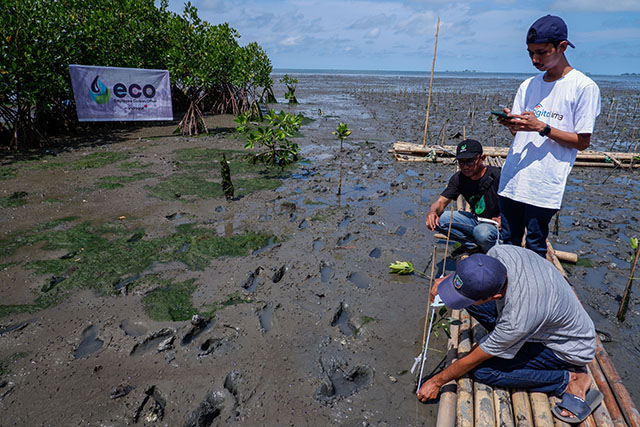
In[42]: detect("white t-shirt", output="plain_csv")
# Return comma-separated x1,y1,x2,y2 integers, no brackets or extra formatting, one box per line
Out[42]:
498,69,601,209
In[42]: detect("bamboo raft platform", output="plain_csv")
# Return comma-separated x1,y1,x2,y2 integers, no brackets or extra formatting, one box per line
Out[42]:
431,157,640,426
393,142,640,169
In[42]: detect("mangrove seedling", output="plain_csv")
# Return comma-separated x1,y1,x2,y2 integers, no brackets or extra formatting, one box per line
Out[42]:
220,154,234,200
243,109,301,167
617,237,640,322
388,260,428,278
234,111,250,134
280,74,299,104
333,122,352,151
431,306,461,338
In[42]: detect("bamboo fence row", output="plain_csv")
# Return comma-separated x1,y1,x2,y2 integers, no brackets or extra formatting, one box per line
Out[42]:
392,142,640,169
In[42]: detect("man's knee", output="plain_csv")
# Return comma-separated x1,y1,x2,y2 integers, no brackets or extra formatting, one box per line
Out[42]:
472,366,496,384
473,223,498,252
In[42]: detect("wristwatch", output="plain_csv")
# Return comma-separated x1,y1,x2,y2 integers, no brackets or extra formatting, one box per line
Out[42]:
539,124,551,137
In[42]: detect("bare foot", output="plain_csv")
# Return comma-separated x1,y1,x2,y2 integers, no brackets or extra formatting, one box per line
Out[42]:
560,371,593,418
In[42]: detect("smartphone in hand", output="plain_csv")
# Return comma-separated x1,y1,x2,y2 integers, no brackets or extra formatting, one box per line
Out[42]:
490,110,510,119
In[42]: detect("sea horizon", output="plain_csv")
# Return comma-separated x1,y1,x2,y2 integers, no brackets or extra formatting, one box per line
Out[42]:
273,67,640,80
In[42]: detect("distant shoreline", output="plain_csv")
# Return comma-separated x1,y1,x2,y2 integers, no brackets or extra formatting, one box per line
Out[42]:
272,68,638,80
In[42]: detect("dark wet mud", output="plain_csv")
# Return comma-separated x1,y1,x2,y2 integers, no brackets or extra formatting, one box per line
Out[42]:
0,72,638,425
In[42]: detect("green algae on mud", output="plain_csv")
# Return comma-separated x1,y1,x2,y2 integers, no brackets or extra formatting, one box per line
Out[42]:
0,167,17,181
26,152,130,170
0,191,28,208
0,218,276,318
142,278,253,322
147,148,286,201
96,171,157,189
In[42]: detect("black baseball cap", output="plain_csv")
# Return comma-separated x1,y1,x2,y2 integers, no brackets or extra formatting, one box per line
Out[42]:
456,139,483,160
527,15,575,48
438,254,508,309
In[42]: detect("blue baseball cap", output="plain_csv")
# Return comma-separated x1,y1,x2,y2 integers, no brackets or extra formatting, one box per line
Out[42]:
438,254,507,309
527,15,575,48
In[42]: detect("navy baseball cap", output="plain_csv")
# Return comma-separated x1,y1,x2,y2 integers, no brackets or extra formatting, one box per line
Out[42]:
456,139,483,160
438,254,507,309
527,15,575,48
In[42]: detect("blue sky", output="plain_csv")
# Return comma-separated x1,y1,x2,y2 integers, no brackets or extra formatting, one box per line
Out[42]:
163,0,640,75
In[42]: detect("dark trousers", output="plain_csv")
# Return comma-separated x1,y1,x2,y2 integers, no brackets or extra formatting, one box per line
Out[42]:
498,195,558,257
465,301,583,396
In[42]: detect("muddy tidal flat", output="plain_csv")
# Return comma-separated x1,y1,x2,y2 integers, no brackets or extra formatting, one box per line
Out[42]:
1,71,639,425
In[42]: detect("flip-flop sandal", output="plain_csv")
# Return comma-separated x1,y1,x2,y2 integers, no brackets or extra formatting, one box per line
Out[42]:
552,388,603,423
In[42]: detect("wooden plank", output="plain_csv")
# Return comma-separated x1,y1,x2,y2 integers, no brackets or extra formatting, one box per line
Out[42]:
548,396,572,427
586,365,615,427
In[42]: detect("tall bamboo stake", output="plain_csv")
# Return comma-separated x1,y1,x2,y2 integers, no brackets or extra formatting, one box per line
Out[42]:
422,17,440,147
617,243,639,321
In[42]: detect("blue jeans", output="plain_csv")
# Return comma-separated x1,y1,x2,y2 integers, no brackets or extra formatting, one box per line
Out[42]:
436,211,499,253
498,196,557,257
466,301,583,396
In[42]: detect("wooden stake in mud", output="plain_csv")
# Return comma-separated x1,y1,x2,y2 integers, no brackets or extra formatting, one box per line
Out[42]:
617,241,640,322
422,17,440,147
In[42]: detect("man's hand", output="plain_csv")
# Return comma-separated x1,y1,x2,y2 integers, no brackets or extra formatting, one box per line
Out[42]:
507,111,546,133
417,376,443,402
430,275,448,302
492,216,502,231
425,210,440,231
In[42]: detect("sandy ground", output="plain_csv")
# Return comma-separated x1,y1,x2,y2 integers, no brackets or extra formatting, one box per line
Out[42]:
0,74,639,425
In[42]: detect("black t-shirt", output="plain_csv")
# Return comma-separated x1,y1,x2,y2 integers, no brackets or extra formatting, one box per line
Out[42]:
441,166,501,219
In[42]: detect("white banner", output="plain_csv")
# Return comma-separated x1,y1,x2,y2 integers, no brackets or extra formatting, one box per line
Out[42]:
69,64,173,122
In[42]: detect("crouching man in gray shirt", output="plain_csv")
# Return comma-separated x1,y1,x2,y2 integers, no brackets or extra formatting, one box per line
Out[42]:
417,245,601,423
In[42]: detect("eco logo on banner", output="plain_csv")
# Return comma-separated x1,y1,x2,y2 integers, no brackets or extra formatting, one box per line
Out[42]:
69,65,173,122
90,76,110,104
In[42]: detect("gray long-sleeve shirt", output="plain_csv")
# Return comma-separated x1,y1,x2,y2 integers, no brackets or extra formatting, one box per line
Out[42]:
479,245,596,366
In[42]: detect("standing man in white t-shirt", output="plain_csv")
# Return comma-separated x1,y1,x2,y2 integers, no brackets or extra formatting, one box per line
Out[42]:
496,15,601,257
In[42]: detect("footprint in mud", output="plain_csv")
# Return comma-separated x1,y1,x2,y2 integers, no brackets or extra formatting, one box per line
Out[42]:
320,261,334,283
330,303,356,336
272,265,286,283
368,248,381,258
298,219,308,229
312,239,324,254
182,315,211,346
74,325,103,359
130,328,175,356
337,233,353,246
348,271,370,289
241,267,263,293
395,226,407,236
134,386,166,424
119,319,147,337
339,216,351,230
316,358,373,402
258,303,277,332
185,390,227,427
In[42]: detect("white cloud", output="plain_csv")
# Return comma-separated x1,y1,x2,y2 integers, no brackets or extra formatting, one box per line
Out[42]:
280,35,305,46
366,28,381,38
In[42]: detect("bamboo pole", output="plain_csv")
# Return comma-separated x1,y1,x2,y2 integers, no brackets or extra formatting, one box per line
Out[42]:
422,17,440,147
587,352,627,426
493,389,515,427
435,309,460,427
586,365,615,427
470,319,495,427
456,311,474,427
594,339,640,426
511,389,534,427
548,397,572,427
530,392,555,427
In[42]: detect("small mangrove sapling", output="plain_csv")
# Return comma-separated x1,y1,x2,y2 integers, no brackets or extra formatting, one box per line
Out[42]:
333,122,351,195
280,74,299,104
